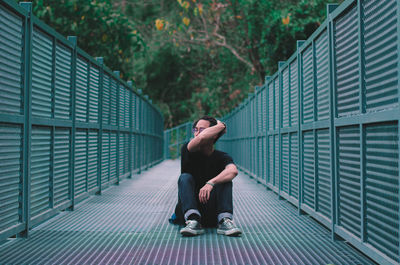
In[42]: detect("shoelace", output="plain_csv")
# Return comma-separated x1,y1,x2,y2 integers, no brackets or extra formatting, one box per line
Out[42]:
186,220,198,228
222,219,234,229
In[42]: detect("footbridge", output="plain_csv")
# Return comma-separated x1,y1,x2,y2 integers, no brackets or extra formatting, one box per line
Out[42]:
0,0,399,264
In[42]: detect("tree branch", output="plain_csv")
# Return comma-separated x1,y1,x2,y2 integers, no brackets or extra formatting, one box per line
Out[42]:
214,41,255,71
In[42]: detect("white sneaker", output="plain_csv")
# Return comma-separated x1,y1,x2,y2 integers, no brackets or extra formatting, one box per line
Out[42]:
180,220,205,236
217,218,242,236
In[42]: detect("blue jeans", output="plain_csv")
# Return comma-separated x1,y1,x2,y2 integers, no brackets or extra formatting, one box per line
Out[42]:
178,173,233,227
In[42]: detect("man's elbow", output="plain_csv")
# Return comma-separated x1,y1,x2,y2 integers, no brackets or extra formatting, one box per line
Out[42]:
188,135,206,152
230,166,238,177
233,168,238,176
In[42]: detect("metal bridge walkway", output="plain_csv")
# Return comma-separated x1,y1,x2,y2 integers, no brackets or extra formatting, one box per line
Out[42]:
0,160,374,265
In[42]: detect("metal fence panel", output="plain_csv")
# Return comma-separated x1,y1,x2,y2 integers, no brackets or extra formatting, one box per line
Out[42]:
87,130,98,191
282,133,289,193
258,137,263,178
268,136,273,185
53,127,70,206
365,122,399,261
131,94,136,131
0,123,22,231
76,57,88,122
110,132,117,182
32,28,52,118
317,128,330,218
110,79,117,126
257,90,262,132
30,126,51,218
74,129,87,196
119,133,124,176
302,45,314,124
102,75,110,125
54,44,71,120
289,132,299,199
268,83,274,130
334,4,359,117
315,30,329,121
119,86,125,128
274,135,279,188
0,6,23,115
101,131,110,187
274,78,279,130
283,68,290,128
289,60,298,126
363,0,398,113
124,133,129,174
124,87,130,129
262,88,267,132
338,125,361,238
302,130,315,208
89,66,99,124
130,133,135,171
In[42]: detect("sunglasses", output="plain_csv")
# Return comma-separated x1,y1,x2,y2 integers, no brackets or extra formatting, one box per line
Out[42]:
192,127,206,133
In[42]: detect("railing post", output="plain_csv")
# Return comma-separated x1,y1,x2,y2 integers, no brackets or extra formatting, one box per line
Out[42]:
296,40,305,215
311,39,318,212
113,71,120,184
327,3,339,241
278,61,285,199
85,62,90,194
137,89,142,174
127,80,133,178
19,1,32,238
356,0,366,243
397,0,400,259
67,35,77,211
96,57,104,194
265,75,271,187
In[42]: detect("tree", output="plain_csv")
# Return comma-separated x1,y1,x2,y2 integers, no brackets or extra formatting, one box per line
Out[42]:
18,0,144,80
154,0,342,82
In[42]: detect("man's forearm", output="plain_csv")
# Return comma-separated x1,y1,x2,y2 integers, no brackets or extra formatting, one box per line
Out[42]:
208,164,238,185
199,121,226,141
188,121,226,151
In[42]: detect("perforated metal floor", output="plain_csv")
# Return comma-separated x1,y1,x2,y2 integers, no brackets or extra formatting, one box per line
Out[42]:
0,160,375,264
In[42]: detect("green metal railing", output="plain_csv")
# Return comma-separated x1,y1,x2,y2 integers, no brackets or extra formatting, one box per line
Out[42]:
0,0,163,241
165,0,400,264
164,122,192,159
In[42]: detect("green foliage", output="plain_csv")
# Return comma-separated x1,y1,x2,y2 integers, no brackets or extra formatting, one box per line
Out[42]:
20,0,343,128
18,0,143,80
129,0,342,127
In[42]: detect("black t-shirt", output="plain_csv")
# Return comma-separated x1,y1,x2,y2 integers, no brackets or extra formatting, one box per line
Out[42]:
181,142,234,189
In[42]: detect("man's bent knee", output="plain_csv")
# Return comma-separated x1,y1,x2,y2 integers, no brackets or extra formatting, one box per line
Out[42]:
215,181,232,191
178,173,194,185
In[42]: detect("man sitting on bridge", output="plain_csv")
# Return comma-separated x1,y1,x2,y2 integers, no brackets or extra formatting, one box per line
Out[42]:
172,115,242,237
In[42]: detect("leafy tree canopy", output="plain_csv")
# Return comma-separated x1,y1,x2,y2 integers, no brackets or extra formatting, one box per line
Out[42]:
16,0,144,80
19,0,343,128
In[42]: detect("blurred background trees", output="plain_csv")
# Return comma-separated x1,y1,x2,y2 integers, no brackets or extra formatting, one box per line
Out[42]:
18,0,342,128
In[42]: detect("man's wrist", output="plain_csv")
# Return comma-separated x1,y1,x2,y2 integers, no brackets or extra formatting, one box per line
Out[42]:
206,181,215,187
220,122,226,130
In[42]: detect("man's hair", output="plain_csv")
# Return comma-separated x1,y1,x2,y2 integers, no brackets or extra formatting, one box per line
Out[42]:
192,115,217,129
192,115,224,143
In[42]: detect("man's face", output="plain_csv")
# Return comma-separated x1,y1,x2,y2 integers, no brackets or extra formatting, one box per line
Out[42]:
193,119,210,137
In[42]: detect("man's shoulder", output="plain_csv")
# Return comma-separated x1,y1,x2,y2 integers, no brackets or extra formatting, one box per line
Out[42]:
181,142,200,158
181,142,189,152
